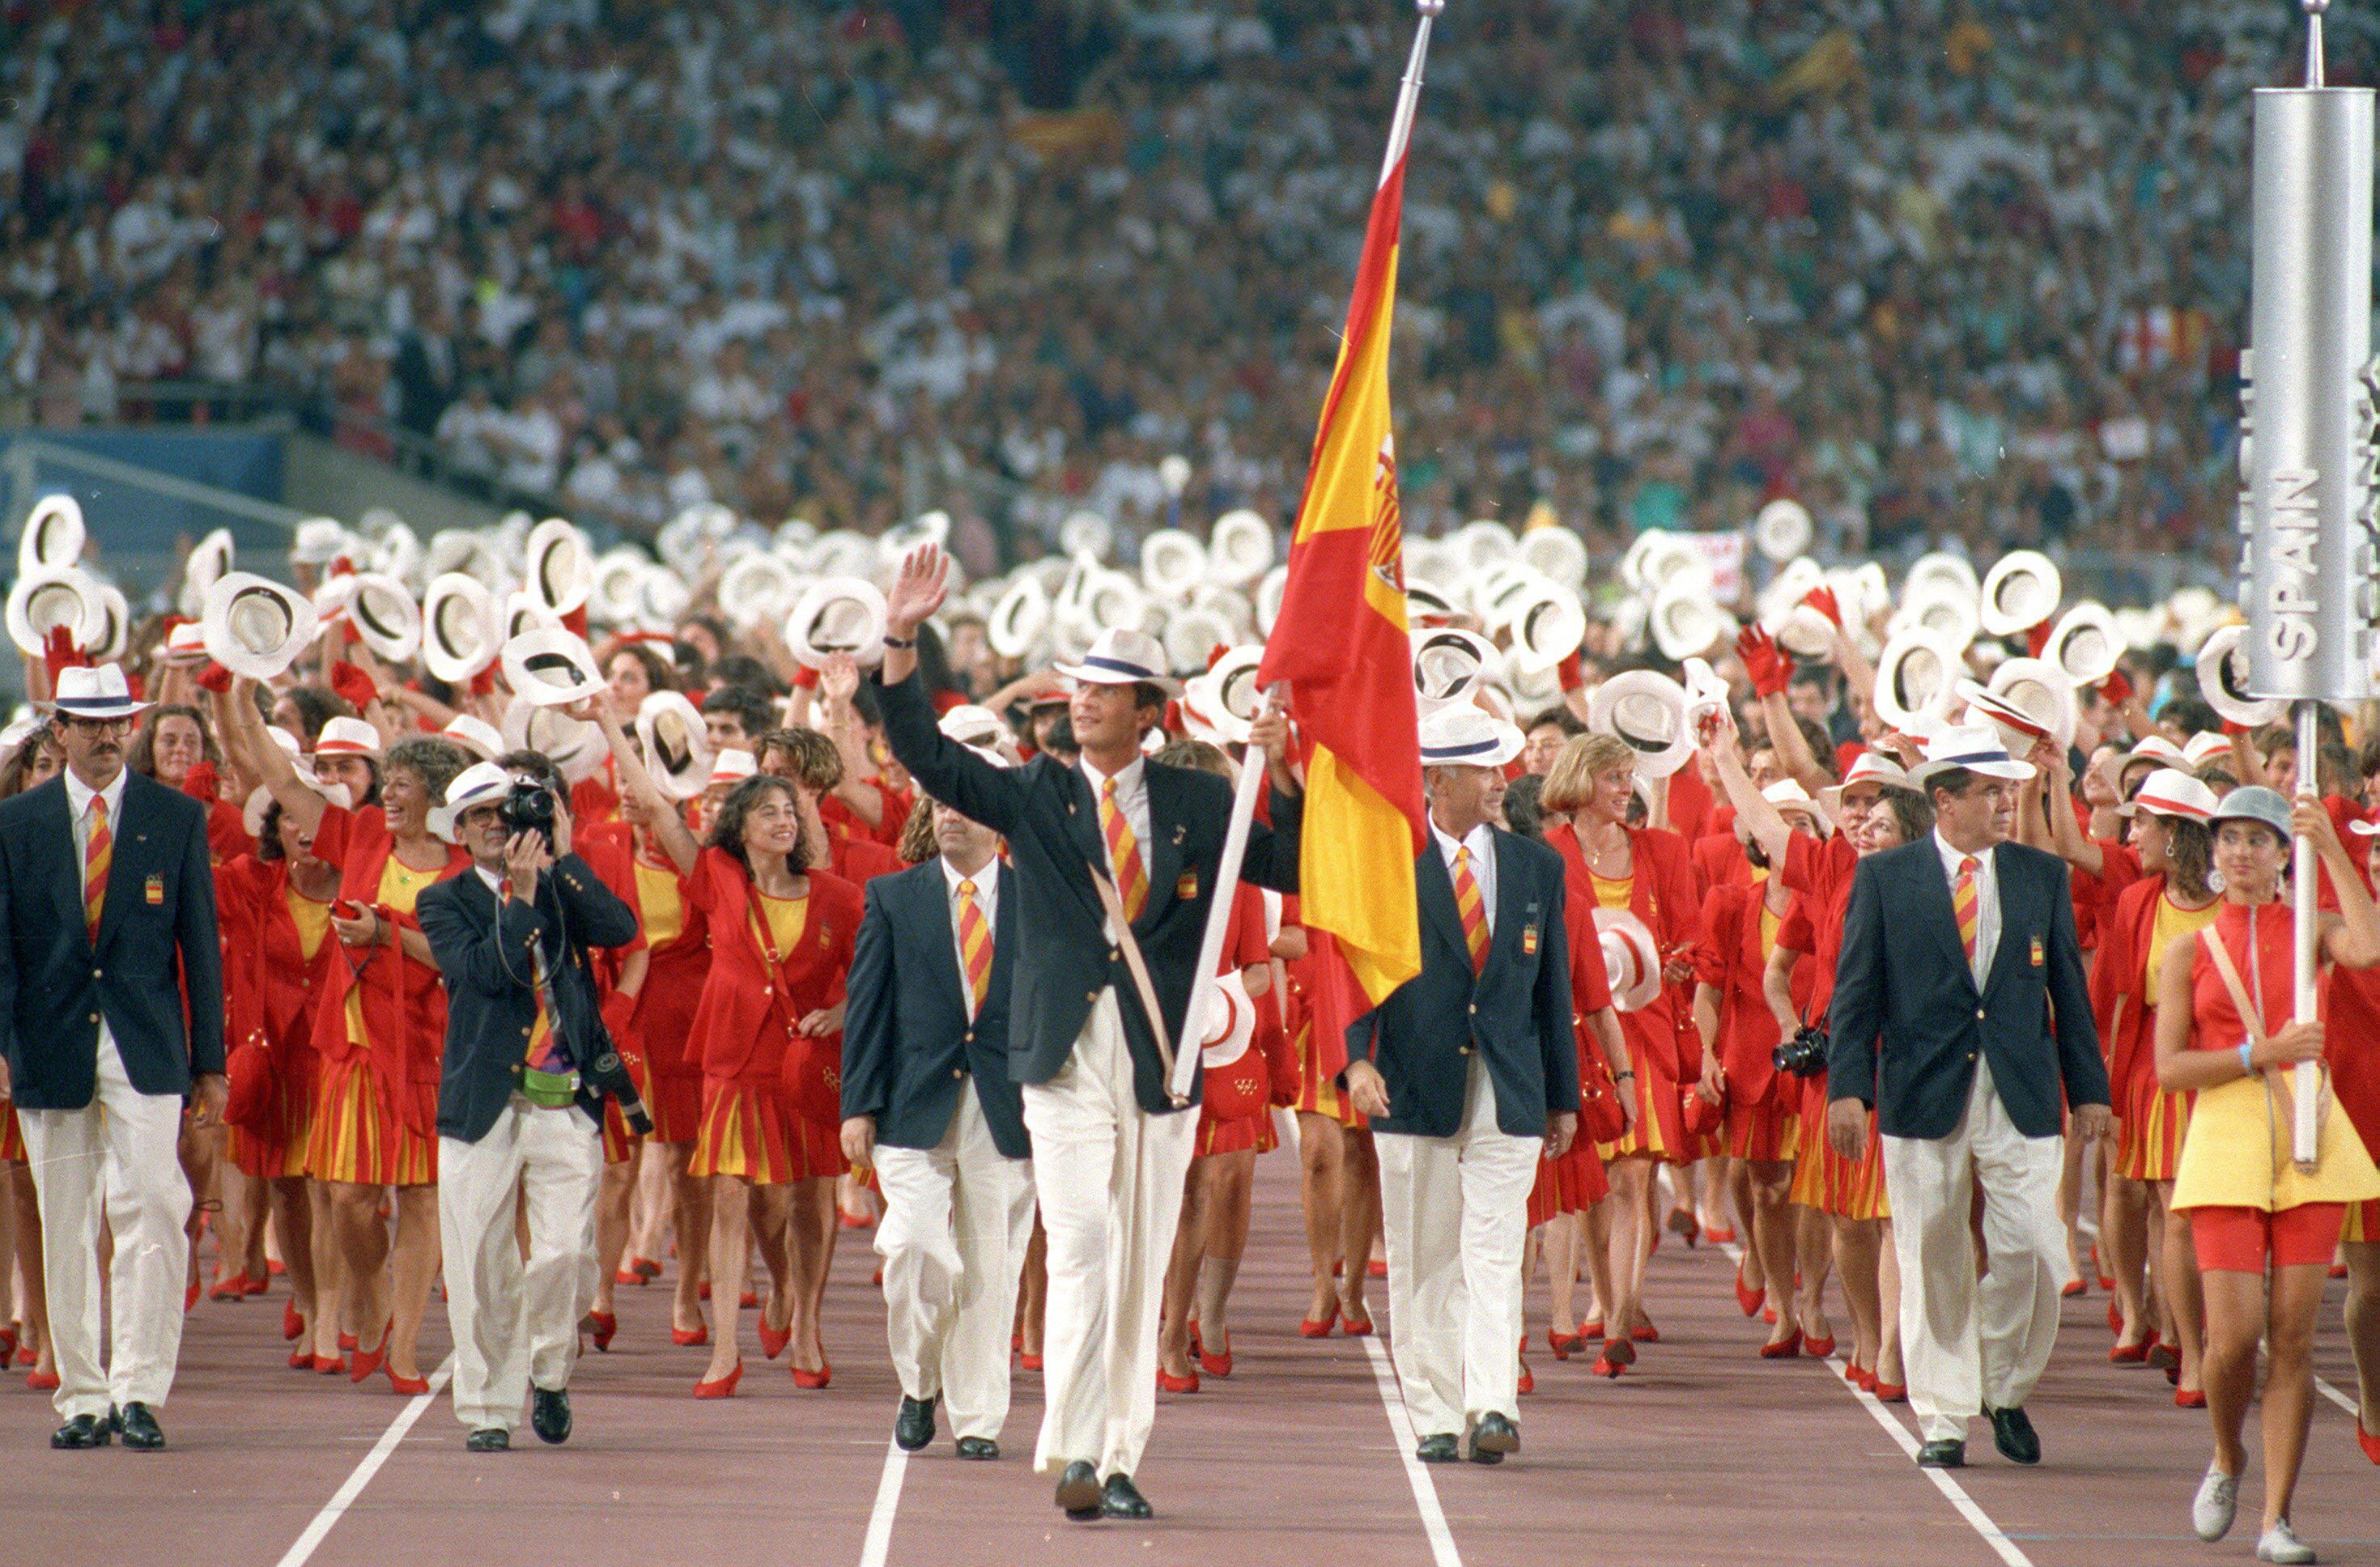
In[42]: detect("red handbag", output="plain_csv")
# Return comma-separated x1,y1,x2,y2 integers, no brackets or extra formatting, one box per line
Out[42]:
1576,1043,1628,1144
1201,1045,1269,1121
1681,1076,1728,1138
222,1034,278,1137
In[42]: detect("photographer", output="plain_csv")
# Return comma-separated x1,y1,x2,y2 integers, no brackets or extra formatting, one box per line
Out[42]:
416,757,640,1452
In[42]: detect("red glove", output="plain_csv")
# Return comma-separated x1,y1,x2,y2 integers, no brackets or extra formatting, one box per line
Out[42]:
1269,1040,1301,1107
468,663,500,697
2221,720,2254,741
1736,626,1794,699
181,761,220,803
2099,669,2133,706
1800,585,1842,630
601,987,640,1055
2025,620,2053,658
789,662,821,690
1557,648,1586,694
41,623,88,686
195,659,234,694
329,660,378,712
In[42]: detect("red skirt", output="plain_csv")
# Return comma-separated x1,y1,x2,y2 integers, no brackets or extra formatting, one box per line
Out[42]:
2114,1080,2193,1184
691,1077,841,1186
231,1047,319,1180
1723,1090,1800,1164
1789,1092,1889,1221
1292,1021,1365,1128
1196,1107,1278,1157
308,1052,436,1187
1601,1043,1689,1163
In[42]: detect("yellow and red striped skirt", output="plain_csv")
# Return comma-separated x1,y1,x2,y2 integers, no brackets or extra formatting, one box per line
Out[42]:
691,1077,842,1186
1723,1090,1801,1165
2114,1081,2194,1185
307,1053,436,1187
1291,1021,1365,1129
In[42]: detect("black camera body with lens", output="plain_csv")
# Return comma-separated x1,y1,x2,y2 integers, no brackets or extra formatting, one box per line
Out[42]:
498,779,558,843
1773,1023,1831,1078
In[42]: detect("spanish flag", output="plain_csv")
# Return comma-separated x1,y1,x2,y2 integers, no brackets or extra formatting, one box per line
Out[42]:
1257,70,1430,1043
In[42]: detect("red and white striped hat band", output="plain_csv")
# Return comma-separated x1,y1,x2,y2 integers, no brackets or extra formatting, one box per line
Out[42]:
2121,767,2216,823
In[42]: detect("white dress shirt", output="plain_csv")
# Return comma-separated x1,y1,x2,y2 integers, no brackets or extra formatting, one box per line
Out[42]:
1078,754,1150,878
1934,830,2000,988
63,765,130,885
941,856,1000,1021
1432,818,1497,940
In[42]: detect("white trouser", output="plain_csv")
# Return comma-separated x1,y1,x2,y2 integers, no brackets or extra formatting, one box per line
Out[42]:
19,1026,191,1420
1020,989,1197,1478
874,1081,1036,1439
1375,1055,1541,1437
437,1098,603,1433
1881,1056,2068,1444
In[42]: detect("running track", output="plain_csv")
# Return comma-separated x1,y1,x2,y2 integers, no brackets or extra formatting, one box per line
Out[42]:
13,1158,2375,1566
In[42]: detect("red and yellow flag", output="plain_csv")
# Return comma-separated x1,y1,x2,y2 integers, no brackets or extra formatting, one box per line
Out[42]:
1257,134,1427,1035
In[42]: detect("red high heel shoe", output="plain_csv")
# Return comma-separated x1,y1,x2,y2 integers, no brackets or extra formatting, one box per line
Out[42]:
1759,1327,1803,1360
671,1325,710,1348
1592,1338,1634,1378
697,1282,710,1302
1802,1332,1835,1359
1630,1321,1660,1344
385,1365,430,1396
1702,1223,1737,1245
209,1272,250,1303
790,1357,831,1390
1517,1336,1533,1396
1547,1327,1582,1361
693,1362,743,1399
1761,1306,1779,1326
631,1256,662,1280
1198,1332,1234,1378
2059,1276,2085,1297
2357,1418,2380,1463
268,1259,287,1278
1368,1259,1386,1279
339,1331,359,1353
288,1347,316,1370
1872,1379,1906,1403
314,1353,346,1375
1734,1267,1765,1319
1299,1297,1341,1339
12,1344,31,1365
184,1283,200,1313
1156,1366,1200,1394
243,1273,269,1297
588,1310,618,1353
1848,1365,1875,1392
759,1320,792,1361
1342,1306,1375,1336
0,1327,17,1363
2176,1389,2208,1409
1580,1317,1604,1340
740,1290,759,1310
28,1369,60,1391
2110,1337,2150,1364
614,1268,646,1287
349,1327,391,1385
1019,1351,1043,1371
2106,1301,2123,1334
283,1302,305,1342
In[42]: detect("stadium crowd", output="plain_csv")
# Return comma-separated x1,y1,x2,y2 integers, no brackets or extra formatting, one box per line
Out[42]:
0,0,2363,571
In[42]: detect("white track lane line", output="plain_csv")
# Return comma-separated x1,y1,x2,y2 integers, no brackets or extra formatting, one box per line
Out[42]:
856,1437,909,1567
273,1353,457,1567
1359,1334,1464,1567
2313,1374,2358,1420
1715,1241,2034,1567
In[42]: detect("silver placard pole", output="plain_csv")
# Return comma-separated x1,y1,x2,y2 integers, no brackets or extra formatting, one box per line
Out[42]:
2241,2,2376,1165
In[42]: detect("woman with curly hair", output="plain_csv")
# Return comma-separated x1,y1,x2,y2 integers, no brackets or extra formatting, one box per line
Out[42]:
223,681,470,1395
593,693,860,1396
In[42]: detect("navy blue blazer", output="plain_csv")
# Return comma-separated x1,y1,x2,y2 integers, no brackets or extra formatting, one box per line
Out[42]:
872,671,1303,1115
1825,838,2107,1140
1346,830,1579,1140
417,854,641,1145
0,771,223,1110
840,858,1030,1160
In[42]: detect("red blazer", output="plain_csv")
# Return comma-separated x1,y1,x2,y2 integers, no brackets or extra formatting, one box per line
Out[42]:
609,839,711,1080
1696,877,1790,1106
216,855,336,1056
1546,820,1700,1081
686,847,861,1085
307,805,470,1085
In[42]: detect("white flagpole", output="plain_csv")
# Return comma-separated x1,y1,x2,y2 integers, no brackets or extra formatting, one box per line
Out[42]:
1167,1,1442,1105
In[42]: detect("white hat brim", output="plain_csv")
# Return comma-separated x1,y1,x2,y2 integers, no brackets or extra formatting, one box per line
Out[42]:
202,571,321,682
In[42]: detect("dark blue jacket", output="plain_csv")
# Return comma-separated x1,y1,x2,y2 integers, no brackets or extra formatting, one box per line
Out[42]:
841,858,1029,1159
418,854,640,1144
1825,838,2107,1140
0,771,224,1109
1346,830,1579,1139
871,670,1303,1115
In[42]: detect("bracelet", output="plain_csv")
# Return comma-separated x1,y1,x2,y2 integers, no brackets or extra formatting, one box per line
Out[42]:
2237,1041,2255,1077
882,634,916,650
1615,1069,1635,1080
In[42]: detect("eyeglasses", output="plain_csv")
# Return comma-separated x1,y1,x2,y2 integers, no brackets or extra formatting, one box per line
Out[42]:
57,715,131,734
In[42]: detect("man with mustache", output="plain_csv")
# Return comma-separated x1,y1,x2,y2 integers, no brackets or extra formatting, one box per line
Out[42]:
0,664,226,1451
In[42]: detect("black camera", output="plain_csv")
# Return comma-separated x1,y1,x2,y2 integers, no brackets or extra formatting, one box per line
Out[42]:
580,1040,652,1136
1773,1023,1830,1078
499,779,558,843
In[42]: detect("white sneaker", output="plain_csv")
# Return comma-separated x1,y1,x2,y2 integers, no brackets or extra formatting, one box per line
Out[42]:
2255,1519,2316,1564
2191,1464,2238,1542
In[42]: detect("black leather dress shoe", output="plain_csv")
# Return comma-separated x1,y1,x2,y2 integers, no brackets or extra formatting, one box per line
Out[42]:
1055,1459,1103,1519
1916,1438,1966,1468
895,1395,937,1452
1414,1433,1460,1463
1468,1411,1519,1463
531,1387,572,1445
1987,1405,2039,1466
113,1403,164,1451
954,1436,998,1461
1101,1472,1153,1520
466,1428,510,1453
50,1413,111,1450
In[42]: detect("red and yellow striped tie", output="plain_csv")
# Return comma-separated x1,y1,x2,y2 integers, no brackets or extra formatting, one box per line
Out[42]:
956,878,992,1016
1099,777,1147,922
1452,845,1489,974
83,795,112,940
1954,856,1979,967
